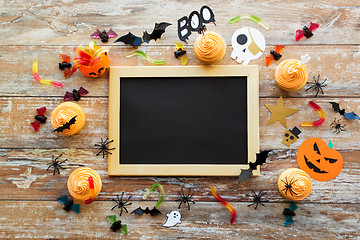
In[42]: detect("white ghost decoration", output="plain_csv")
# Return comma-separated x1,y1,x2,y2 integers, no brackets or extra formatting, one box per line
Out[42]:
162,210,182,227
231,27,266,65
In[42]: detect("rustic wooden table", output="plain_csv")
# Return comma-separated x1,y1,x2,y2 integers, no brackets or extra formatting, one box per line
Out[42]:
1,0,359,239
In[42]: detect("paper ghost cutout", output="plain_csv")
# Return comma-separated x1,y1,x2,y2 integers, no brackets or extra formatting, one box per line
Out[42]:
162,210,181,227
231,27,266,65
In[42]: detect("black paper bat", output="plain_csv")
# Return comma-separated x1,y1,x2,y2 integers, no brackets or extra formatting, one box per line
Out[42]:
143,22,172,43
131,207,162,216
330,102,360,120
239,150,271,184
249,150,271,170
114,32,143,47
53,116,77,133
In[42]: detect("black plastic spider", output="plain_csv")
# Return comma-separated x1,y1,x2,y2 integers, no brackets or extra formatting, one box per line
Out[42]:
111,192,132,216
306,75,327,97
247,190,268,210
47,154,67,175
95,138,115,158
176,187,195,210
281,176,298,196
330,118,346,134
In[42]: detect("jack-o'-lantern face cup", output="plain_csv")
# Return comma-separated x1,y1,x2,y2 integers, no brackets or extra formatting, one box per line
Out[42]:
73,41,109,78
297,138,343,181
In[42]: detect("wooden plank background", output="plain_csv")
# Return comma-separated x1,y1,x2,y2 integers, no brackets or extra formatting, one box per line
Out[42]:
1,0,359,239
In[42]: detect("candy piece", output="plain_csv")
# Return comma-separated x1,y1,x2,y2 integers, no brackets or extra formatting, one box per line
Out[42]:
301,101,326,127
142,183,165,208
210,186,236,224
229,15,270,30
125,50,166,65
32,61,63,88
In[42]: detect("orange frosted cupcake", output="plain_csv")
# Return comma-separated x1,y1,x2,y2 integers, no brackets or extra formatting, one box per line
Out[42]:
275,55,310,92
193,32,226,64
278,168,312,201
67,167,102,205
51,102,86,135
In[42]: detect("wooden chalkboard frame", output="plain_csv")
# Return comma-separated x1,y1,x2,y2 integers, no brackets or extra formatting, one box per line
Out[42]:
108,65,259,176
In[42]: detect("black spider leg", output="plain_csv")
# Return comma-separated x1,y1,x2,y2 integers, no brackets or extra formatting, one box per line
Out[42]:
176,190,184,209
257,190,268,207
186,188,195,210
122,195,132,215
54,159,68,175
246,190,258,209
281,176,298,196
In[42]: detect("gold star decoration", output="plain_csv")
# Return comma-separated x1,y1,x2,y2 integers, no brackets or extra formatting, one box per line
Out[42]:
265,96,299,128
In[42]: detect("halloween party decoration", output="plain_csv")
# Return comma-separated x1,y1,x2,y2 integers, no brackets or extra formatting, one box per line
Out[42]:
210,186,236,224
53,116,77,133
162,210,182,228
301,101,326,127
281,126,301,147
177,5,216,43
32,61,63,88
91,29,117,42
283,202,298,226
306,75,327,97
278,168,312,201
114,32,143,47
125,50,166,65
229,14,270,30
73,41,109,78
275,54,310,92
106,215,128,233
265,45,285,66
132,183,165,216
296,22,319,41
31,107,47,132
67,167,102,205
174,41,189,65
330,118,346,134
265,96,299,128
131,207,162,216
51,102,86,135
59,54,72,79
111,192,132,216
176,187,195,210
57,195,80,214
247,190,268,210
64,87,88,101
297,138,343,181
193,31,226,64
143,22,172,43
238,150,272,183
330,102,360,120
95,138,115,158
231,27,265,65
47,154,67,175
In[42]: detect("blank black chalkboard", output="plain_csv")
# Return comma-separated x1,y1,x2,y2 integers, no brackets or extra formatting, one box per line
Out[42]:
120,76,248,165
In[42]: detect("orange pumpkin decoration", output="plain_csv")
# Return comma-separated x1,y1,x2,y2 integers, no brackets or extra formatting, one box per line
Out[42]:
297,138,343,181
73,41,109,78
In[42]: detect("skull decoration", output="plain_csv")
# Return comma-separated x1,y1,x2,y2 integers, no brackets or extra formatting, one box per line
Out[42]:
281,126,301,147
231,27,266,65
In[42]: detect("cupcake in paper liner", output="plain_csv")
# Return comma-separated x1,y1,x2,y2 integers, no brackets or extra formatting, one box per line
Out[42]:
51,102,86,135
275,54,311,92
67,167,102,205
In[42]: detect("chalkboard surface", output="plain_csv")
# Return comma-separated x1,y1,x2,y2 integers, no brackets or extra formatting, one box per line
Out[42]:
120,76,248,164
108,66,259,176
